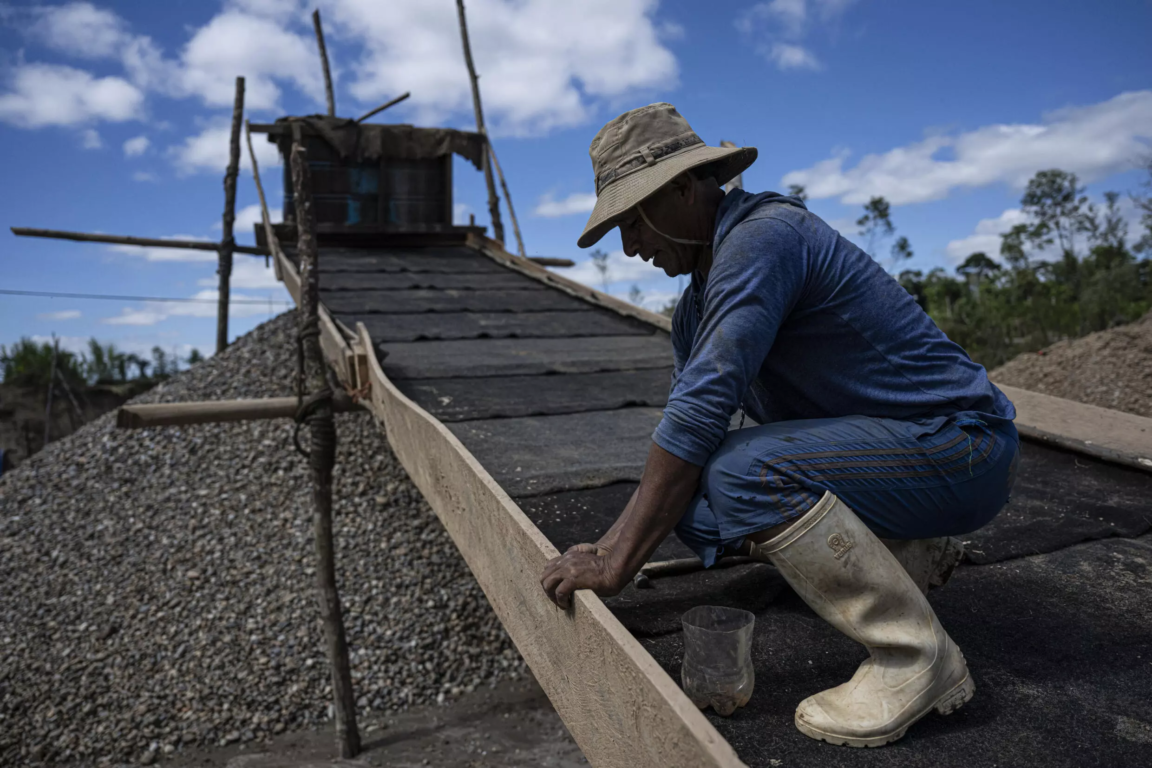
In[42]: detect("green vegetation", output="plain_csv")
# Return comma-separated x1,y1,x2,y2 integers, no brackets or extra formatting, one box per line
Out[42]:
0,338,205,391
898,166,1152,369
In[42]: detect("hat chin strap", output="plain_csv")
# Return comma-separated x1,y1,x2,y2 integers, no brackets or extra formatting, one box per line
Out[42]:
637,204,710,246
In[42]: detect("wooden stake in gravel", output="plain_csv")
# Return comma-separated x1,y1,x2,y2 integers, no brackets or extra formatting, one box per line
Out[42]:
312,9,336,117
456,0,504,246
290,134,361,759
218,76,245,355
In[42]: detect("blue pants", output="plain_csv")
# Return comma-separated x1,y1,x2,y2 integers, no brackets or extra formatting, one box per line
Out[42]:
675,415,1020,566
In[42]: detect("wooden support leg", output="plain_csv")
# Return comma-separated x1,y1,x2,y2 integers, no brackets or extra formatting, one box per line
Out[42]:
291,132,361,759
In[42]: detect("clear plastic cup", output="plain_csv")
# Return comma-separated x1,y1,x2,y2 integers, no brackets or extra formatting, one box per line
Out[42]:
681,606,755,716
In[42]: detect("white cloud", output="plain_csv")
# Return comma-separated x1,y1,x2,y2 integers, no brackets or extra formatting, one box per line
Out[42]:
37,310,82,321
562,248,660,289
8,1,677,141
123,135,150,156
783,91,1152,206
102,290,280,326
328,0,678,135
132,171,158,182
177,10,325,110
0,63,144,128
107,235,217,263
232,202,282,238
736,0,854,72
453,203,472,226
769,43,821,71
198,258,286,290
169,120,282,175
944,209,1028,263
534,192,598,218
28,2,128,59
79,127,102,149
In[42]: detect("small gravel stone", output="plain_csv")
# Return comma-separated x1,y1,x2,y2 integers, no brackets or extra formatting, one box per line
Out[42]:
0,313,526,766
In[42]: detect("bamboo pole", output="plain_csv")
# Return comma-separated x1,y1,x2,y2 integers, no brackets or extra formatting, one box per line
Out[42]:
10,228,267,256
355,92,410,123
312,9,336,117
455,0,504,245
290,133,360,759
42,336,58,447
218,76,245,354
117,396,361,429
488,144,525,257
244,120,280,270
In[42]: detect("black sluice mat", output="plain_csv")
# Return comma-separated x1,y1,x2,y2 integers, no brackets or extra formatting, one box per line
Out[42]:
319,271,546,291
378,335,674,380
447,408,663,497
310,251,508,274
518,482,694,564
394,369,673,421
962,440,1151,564
348,310,654,343
624,535,1152,768
321,288,592,314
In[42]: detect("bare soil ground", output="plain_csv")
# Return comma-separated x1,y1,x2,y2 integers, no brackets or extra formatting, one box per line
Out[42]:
164,679,584,768
990,310,1152,417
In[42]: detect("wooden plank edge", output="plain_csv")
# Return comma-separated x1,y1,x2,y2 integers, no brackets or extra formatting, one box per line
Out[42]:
354,320,744,768
1016,424,1152,474
995,383,1152,474
467,234,673,333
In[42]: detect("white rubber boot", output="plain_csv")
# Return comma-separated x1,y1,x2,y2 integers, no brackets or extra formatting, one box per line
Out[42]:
749,492,974,747
882,537,965,595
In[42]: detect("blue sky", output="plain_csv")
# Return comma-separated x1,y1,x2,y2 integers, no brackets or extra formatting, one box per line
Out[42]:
1,0,1150,361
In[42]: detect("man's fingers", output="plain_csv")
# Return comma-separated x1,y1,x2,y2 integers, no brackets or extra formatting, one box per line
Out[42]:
566,543,598,555
553,578,574,609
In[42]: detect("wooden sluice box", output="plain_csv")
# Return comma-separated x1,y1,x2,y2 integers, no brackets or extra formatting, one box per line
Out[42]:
253,118,1152,768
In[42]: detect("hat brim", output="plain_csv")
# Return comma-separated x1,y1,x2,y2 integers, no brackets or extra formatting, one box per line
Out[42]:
576,144,757,249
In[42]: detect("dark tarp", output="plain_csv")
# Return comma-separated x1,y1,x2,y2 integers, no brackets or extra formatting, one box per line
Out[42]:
276,116,486,169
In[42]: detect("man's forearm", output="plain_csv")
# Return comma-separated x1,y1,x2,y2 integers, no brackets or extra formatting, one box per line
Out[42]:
604,441,702,586
594,488,639,552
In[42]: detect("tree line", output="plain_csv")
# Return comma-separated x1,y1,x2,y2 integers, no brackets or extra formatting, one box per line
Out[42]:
792,163,1152,369
0,338,204,391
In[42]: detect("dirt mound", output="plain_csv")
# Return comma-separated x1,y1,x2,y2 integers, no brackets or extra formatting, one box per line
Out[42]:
0,314,525,766
990,310,1152,418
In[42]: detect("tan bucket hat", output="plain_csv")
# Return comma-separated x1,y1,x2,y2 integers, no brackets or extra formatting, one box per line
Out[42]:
577,102,757,248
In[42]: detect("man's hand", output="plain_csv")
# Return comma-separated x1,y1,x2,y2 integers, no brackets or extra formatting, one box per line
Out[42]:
540,545,623,609
538,442,704,610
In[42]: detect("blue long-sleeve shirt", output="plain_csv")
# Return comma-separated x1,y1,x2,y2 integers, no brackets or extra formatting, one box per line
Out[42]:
652,190,1015,466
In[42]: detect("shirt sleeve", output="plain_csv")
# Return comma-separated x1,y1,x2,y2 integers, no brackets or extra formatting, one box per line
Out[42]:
668,282,694,393
653,216,809,465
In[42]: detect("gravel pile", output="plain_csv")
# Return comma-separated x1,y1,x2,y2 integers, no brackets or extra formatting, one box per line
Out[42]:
990,310,1152,418
0,313,526,766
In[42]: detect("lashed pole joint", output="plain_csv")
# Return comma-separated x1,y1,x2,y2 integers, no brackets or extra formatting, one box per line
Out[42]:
290,134,360,759
218,76,245,354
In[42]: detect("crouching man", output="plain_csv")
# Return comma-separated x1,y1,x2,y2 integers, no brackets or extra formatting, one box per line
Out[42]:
540,103,1019,747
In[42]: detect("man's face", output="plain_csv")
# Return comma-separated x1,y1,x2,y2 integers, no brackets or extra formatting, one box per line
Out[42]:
617,179,701,277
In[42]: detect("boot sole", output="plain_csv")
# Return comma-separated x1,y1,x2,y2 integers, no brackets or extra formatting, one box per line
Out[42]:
794,672,976,748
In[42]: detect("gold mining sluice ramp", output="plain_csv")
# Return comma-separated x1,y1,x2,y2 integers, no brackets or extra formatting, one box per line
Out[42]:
270,229,1152,768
